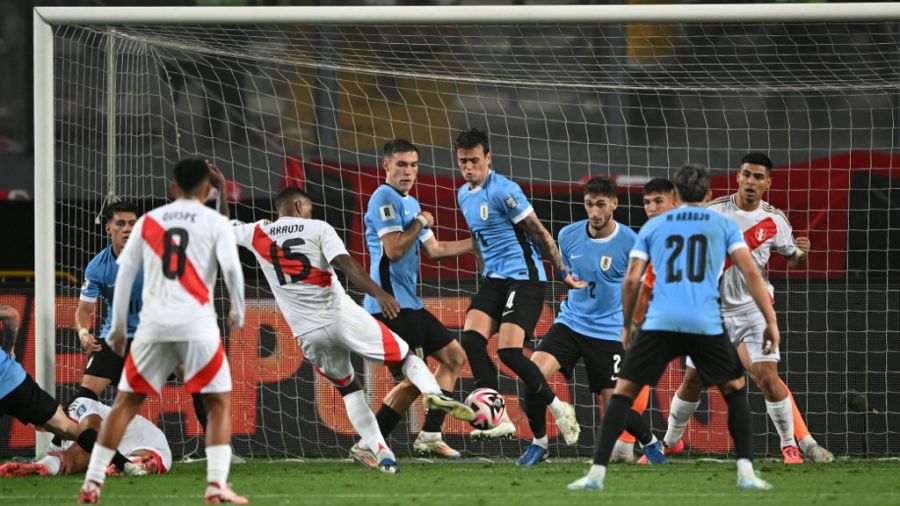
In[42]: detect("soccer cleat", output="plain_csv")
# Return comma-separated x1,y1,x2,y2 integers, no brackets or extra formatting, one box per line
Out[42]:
609,440,635,464
804,444,834,463
349,443,379,470
78,480,103,504
637,440,683,464
123,461,149,477
0,461,48,477
471,413,516,440
412,434,461,459
554,401,580,445
204,482,249,504
736,474,774,491
515,444,548,466
782,445,803,464
377,458,400,474
423,393,475,422
566,474,604,491
640,440,668,465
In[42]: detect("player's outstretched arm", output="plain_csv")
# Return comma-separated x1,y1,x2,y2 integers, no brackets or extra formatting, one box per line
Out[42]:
74,301,101,353
215,219,245,330
421,236,473,260
381,211,431,261
207,160,229,218
330,254,400,318
516,212,585,288
621,257,647,350
731,247,780,354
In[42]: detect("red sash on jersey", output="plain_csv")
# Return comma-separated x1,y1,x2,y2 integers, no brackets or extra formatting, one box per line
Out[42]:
251,225,333,288
142,216,211,306
723,217,777,271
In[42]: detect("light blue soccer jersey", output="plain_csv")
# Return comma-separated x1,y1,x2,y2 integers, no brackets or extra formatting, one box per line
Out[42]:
79,245,143,339
631,206,747,335
555,220,637,341
0,352,26,400
363,184,433,312
457,171,546,281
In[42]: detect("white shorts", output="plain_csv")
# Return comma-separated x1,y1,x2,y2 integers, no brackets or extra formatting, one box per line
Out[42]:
119,337,231,395
685,310,778,369
299,296,409,387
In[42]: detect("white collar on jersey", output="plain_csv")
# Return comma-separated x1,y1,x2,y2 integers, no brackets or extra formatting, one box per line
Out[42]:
466,170,493,193
587,220,620,243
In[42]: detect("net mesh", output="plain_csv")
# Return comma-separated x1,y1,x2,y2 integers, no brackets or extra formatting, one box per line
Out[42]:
45,19,900,459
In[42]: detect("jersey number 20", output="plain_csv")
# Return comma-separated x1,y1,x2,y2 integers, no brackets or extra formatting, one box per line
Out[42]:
665,234,708,283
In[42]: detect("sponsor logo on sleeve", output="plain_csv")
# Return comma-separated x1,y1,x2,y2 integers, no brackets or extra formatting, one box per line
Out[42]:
379,204,396,222
504,194,518,209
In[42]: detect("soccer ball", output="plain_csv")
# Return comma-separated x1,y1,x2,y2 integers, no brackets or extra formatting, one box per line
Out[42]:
465,388,506,430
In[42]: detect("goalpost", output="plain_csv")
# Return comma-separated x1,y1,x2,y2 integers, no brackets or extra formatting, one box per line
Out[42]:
33,4,900,459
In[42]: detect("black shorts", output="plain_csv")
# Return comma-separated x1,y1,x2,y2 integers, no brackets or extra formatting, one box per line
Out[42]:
538,323,624,393
468,278,546,335
373,308,456,382
619,329,744,388
83,339,132,384
0,374,59,426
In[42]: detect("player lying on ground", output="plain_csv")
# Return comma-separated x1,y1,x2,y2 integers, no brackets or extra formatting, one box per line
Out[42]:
232,187,474,474
78,159,247,504
2,396,171,477
568,163,776,492
455,127,583,441
518,176,664,466
662,154,833,464
363,139,472,459
0,307,144,478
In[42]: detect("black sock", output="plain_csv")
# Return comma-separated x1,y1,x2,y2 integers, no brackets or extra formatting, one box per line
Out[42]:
497,348,555,405
592,394,633,466
460,331,498,390
192,393,208,434
625,409,653,446
524,389,548,439
724,386,754,461
76,428,131,471
375,403,403,438
421,389,453,433
74,386,100,402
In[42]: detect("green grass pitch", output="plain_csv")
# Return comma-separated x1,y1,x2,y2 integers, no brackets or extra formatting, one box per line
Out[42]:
1,459,897,505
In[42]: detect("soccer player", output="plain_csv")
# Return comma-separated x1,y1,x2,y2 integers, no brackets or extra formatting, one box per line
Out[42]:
568,163,775,492
517,176,665,466
612,178,682,464
0,306,142,477
455,127,583,441
78,158,247,504
231,187,475,474
662,153,834,464
362,139,472,460
3,396,172,477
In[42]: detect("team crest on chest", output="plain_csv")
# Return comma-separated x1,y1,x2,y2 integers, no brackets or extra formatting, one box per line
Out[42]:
480,203,489,220
600,255,613,271
755,227,767,243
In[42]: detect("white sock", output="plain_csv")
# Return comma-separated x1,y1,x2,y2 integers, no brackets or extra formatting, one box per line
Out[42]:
418,431,441,441
533,435,549,449
664,395,700,448
343,390,392,460
549,396,565,417
38,455,60,476
206,444,231,487
737,458,754,479
640,434,659,449
401,355,441,395
84,443,115,485
799,434,818,453
587,464,606,481
765,397,796,448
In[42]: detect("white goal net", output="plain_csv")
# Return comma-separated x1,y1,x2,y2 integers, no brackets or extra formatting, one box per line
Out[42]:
29,5,900,460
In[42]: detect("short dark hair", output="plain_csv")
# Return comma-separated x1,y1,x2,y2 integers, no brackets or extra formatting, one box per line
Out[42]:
583,176,617,199
275,186,313,211
383,139,419,158
642,178,675,197
104,201,139,223
455,128,490,154
172,158,211,193
740,152,773,171
1,317,15,354
672,163,710,203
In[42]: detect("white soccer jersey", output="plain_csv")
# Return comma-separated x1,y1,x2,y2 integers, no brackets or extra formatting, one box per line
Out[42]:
117,199,244,340
233,217,350,336
708,194,797,316
66,397,173,472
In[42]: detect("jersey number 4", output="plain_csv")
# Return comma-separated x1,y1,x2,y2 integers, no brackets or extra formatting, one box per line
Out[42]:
664,234,708,283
